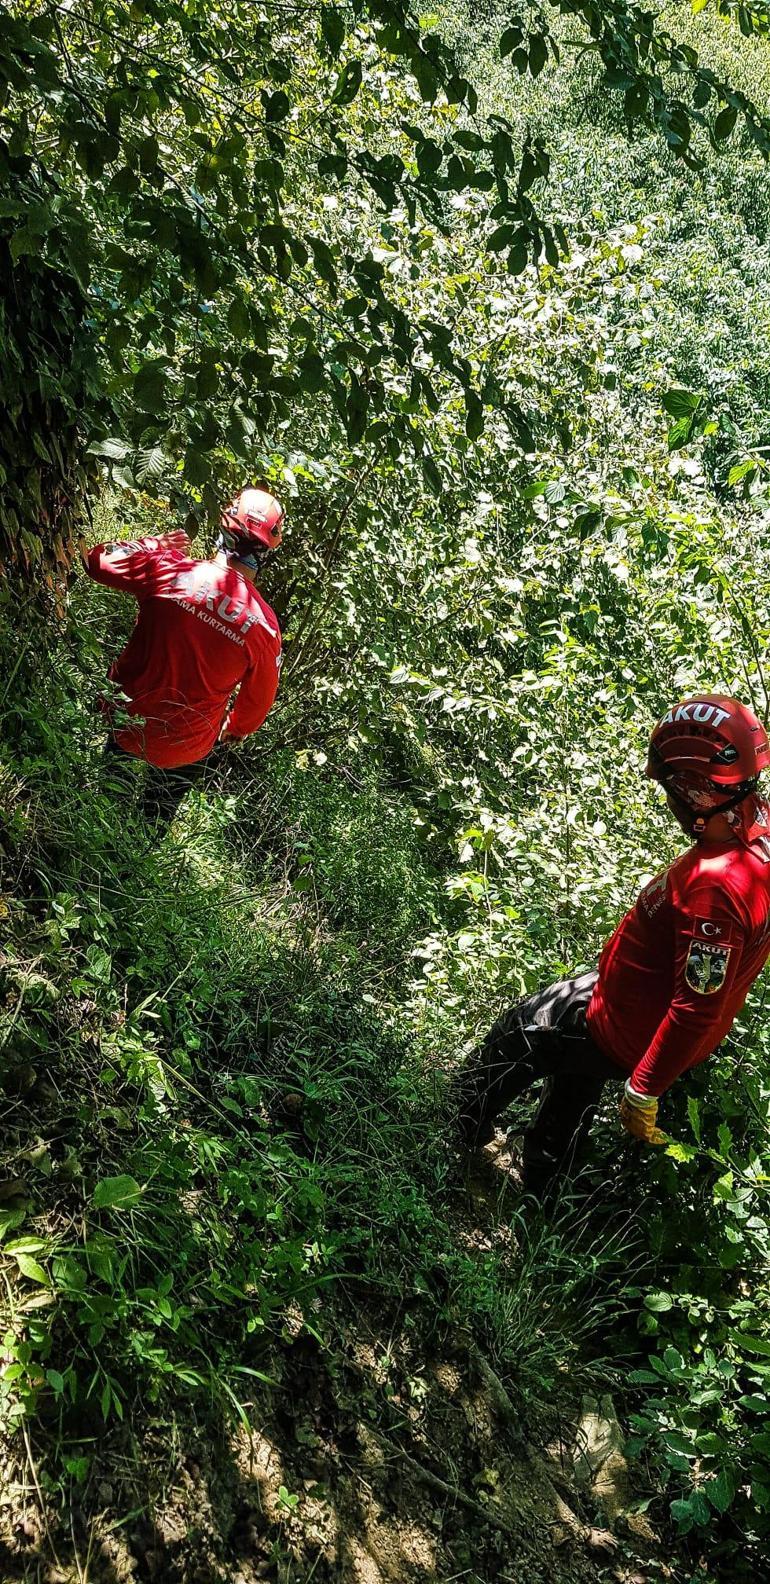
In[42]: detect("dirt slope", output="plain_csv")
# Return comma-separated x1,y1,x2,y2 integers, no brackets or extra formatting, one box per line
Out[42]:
0,1136,667,1584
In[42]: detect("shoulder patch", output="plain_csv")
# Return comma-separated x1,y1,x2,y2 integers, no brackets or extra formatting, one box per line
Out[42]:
752,836,770,864
685,940,731,996
692,916,736,946
104,540,143,559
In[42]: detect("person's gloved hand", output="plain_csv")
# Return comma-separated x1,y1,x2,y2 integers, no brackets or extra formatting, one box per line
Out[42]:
620,1080,667,1145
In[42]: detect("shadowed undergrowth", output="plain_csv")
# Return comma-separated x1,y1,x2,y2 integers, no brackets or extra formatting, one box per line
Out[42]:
0,631,656,1584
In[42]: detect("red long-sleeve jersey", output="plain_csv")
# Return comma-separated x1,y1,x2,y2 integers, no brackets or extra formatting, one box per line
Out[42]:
586,826,770,1096
86,533,281,768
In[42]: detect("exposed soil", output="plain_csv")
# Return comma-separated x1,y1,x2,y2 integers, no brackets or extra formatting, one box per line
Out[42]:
0,1135,666,1584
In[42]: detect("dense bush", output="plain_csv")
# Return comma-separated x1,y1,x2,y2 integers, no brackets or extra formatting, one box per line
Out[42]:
4,1,770,1578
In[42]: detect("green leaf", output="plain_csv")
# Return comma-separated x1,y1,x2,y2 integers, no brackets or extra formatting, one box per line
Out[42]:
667,416,695,451
133,360,169,414
528,34,549,78
714,104,738,140
321,7,345,56
5,1237,47,1255
727,458,758,487
666,107,691,151
413,56,438,102
227,298,251,339
196,353,219,400
298,348,325,392
670,1498,694,1532
416,139,443,178
317,151,348,181
64,1456,91,1483
346,378,369,443
507,243,528,276
184,448,212,487
92,1175,142,1211
728,1331,770,1356
267,55,291,86
519,150,539,193
421,454,443,495
87,438,131,462
135,446,165,487
10,228,44,262
85,945,111,982
687,1095,701,1144
455,130,486,152
705,1468,736,1513
644,1292,674,1312
753,1479,770,1510
665,1141,698,1162
488,224,517,253
331,61,363,107
15,1254,49,1284
717,1122,733,1156
464,390,484,441
445,75,467,105
138,135,159,172
263,90,291,122
0,1213,26,1243
662,388,702,418
691,1491,711,1524
499,25,522,57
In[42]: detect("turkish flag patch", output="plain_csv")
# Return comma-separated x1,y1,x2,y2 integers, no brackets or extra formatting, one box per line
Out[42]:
692,917,736,946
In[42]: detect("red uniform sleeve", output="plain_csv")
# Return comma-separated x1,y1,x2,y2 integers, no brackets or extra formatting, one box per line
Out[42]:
629,892,747,1096
86,532,191,597
221,644,281,740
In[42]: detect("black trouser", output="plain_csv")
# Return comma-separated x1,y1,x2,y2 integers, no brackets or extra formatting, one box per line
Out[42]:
452,972,625,1197
102,738,212,827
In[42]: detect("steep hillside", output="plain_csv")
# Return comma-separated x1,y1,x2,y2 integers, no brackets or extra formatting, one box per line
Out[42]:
3,2,770,1581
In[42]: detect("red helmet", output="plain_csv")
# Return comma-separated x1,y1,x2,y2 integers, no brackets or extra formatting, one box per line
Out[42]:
221,487,284,553
647,694,770,817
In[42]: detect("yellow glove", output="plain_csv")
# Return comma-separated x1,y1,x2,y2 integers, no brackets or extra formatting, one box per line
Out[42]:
620,1081,667,1145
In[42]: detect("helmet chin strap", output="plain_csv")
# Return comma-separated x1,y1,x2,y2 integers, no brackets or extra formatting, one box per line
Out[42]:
217,530,267,573
666,788,706,837
669,780,759,838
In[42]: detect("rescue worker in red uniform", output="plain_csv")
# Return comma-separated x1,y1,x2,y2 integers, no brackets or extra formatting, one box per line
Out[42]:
453,696,770,1198
81,488,284,822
